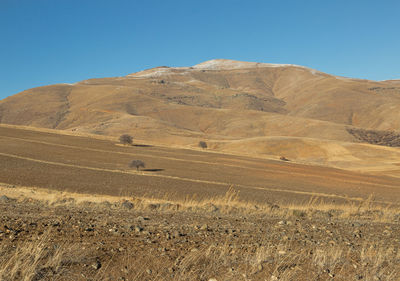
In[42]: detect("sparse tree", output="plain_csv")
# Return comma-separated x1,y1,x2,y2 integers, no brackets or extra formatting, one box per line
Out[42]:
119,134,133,145
130,160,145,171
198,141,207,149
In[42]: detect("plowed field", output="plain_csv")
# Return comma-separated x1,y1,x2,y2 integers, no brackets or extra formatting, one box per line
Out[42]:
1,125,400,204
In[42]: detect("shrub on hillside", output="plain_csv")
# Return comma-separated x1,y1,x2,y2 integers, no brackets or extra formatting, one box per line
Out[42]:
119,134,133,145
130,160,145,171
198,141,207,149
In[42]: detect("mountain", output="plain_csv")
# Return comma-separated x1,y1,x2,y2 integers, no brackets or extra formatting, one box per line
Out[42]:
1,59,400,172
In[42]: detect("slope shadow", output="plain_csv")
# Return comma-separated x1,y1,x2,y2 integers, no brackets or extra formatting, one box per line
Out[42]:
142,168,164,172
133,144,153,147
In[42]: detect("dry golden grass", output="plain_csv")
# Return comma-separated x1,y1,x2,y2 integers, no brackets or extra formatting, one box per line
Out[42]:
3,60,400,176
2,183,400,223
1,184,400,280
2,236,398,281
0,230,70,281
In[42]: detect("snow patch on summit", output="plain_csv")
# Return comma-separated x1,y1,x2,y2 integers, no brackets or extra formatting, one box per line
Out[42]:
127,67,173,78
60,82,77,86
127,59,323,78
192,59,313,71
191,59,323,76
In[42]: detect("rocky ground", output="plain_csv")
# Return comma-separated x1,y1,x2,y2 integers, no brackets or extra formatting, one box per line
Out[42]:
1,193,400,281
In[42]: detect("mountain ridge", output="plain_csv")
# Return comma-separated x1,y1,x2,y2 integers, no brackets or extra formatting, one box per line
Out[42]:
1,59,400,172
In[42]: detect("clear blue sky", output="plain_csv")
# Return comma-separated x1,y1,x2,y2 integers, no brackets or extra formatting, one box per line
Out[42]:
1,0,399,99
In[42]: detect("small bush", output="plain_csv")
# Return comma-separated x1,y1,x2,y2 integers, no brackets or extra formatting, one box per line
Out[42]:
119,134,133,145
198,141,207,149
292,209,307,218
130,160,145,171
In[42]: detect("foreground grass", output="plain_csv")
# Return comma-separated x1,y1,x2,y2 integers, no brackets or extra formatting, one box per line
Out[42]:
1,239,399,281
1,185,400,280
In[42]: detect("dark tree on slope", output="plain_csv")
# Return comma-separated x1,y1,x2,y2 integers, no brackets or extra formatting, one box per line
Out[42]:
198,141,207,149
119,134,133,145
130,160,145,171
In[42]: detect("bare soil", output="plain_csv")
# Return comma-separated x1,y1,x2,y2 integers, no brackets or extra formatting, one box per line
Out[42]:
1,126,400,205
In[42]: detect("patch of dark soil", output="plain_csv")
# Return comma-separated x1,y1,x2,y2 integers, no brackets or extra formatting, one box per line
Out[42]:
347,127,400,147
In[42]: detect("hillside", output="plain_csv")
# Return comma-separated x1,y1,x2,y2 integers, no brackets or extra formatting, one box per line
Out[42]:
1,59,400,171
3,125,400,204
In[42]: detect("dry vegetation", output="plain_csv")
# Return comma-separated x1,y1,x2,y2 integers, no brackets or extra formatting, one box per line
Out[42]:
2,125,400,205
1,126,400,280
1,185,400,281
2,59,400,172
347,127,400,147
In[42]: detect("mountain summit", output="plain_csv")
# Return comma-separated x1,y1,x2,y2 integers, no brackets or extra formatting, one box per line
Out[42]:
192,59,309,70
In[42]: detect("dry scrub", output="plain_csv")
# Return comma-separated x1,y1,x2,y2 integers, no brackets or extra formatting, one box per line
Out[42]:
1,185,400,280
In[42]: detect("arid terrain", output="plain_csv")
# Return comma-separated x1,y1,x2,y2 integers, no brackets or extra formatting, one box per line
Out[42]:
1,59,400,280
1,59,400,173
1,182,400,281
1,125,400,204
1,125,400,280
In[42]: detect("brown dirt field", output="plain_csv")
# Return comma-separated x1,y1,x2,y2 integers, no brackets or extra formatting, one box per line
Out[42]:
1,126,400,205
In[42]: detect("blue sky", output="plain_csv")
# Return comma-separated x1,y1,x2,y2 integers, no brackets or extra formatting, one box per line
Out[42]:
1,0,399,99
